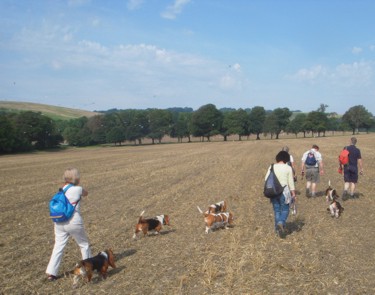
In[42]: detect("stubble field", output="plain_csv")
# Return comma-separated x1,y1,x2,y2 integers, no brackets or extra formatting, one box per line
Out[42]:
1,134,374,294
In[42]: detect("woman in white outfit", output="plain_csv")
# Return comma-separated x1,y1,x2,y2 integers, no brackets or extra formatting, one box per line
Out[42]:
46,167,91,281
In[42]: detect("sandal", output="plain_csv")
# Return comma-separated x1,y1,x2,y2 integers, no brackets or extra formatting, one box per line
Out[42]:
47,275,57,281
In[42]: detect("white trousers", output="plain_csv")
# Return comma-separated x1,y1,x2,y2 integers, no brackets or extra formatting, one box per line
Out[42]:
46,220,91,276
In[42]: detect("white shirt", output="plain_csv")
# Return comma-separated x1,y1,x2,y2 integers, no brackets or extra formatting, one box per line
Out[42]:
301,149,322,168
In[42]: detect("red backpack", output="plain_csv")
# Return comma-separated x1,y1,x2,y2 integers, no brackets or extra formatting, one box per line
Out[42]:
339,147,349,165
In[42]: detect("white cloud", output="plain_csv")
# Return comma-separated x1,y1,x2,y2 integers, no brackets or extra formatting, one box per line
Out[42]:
290,61,373,87
161,0,191,20
51,60,62,70
334,61,373,86
290,65,327,83
352,47,363,54
127,0,143,10
232,63,241,72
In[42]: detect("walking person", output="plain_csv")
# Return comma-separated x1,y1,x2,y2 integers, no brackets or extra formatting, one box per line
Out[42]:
340,137,363,199
301,144,324,197
282,146,297,182
46,168,91,281
265,151,296,238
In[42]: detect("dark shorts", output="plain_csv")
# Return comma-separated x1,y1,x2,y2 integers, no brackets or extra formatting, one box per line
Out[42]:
344,165,358,183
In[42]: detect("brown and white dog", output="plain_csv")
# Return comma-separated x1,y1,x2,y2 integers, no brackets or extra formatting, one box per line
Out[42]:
325,181,344,218
197,206,234,234
207,200,227,214
72,249,116,284
132,210,170,239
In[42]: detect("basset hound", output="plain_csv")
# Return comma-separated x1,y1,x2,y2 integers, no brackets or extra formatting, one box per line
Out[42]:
325,181,344,218
132,210,170,239
197,206,234,234
72,248,116,284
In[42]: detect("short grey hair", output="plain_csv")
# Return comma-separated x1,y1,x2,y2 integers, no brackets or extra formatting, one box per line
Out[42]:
63,167,81,185
351,137,357,145
281,146,289,153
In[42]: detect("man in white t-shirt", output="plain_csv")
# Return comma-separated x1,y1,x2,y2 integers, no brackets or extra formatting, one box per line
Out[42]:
301,144,324,197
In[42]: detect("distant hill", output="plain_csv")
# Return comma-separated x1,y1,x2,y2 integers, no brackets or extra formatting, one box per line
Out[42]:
0,101,98,120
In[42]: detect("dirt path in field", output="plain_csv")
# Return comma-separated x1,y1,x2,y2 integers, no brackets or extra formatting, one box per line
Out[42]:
1,134,375,294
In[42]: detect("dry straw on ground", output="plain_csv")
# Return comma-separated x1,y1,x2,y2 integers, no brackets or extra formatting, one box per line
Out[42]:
1,134,374,294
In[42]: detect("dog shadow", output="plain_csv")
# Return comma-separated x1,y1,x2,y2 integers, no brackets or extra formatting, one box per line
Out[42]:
159,228,176,235
115,249,136,262
107,265,126,277
146,228,176,237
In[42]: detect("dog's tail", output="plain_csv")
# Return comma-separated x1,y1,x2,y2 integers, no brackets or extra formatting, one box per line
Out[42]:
138,210,145,223
197,206,203,214
328,180,331,188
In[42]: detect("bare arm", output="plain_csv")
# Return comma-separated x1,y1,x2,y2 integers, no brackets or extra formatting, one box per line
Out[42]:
358,159,363,174
81,188,88,197
319,161,324,175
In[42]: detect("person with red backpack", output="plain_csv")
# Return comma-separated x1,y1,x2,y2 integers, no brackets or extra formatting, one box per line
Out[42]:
339,137,363,200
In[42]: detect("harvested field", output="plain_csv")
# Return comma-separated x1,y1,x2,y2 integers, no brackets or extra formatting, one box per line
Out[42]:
1,134,375,294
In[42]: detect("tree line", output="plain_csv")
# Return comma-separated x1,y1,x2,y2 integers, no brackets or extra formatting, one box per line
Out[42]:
0,104,374,153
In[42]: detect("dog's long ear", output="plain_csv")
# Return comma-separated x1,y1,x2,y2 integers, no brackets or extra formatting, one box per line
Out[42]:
107,249,116,269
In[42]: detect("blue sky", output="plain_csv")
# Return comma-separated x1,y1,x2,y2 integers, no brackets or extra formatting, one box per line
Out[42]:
1,0,374,114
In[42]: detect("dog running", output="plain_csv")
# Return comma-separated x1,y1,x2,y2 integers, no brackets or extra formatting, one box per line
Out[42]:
133,210,170,239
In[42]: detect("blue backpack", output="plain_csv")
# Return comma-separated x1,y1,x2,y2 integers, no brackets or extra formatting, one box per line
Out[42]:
49,184,79,222
305,151,317,166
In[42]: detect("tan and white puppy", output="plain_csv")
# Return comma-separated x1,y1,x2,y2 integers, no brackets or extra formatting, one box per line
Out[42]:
197,206,234,234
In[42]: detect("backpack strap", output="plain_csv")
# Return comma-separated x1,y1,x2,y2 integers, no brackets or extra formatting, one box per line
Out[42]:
62,183,74,193
62,183,81,206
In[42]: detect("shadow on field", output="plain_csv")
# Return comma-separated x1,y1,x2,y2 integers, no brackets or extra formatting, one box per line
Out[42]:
116,249,137,262
286,218,305,235
108,265,126,277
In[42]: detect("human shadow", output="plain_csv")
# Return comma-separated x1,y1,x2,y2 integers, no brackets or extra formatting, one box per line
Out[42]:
343,192,363,201
286,217,305,235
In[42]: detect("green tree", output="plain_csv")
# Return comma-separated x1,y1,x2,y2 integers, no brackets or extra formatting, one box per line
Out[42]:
342,105,373,134
106,126,126,145
263,112,278,139
86,115,107,144
14,111,62,149
222,109,249,141
191,104,223,141
147,109,173,144
248,106,266,140
305,111,329,137
272,108,292,139
286,113,307,137
62,117,91,146
171,112,192,143
127,110,149,144
0,114,17,154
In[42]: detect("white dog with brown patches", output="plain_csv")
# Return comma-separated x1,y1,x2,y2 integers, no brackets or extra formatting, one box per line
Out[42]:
325,181,344,218
197,206,234,234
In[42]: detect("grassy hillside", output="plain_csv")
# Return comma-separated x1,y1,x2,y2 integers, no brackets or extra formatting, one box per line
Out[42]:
0,101,98,120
